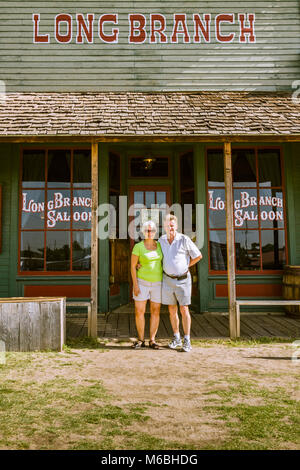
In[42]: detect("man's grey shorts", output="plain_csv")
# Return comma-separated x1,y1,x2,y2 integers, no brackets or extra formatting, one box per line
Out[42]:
162,272,192,306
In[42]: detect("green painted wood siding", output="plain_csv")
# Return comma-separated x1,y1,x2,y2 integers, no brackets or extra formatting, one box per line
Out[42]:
0,145,12,297
291,143,300,265
0,1,299,92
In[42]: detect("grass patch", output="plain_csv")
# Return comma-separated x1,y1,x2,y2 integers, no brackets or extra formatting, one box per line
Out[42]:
191,337,296,348
65,336,108,351
202,376,300,450
0,352,190,450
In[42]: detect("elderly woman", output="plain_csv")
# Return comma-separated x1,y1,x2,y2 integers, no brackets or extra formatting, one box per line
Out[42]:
131,220,163,349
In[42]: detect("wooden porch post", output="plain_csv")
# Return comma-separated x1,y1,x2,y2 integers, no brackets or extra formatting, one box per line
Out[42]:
90,141,99,338
224,142,238,339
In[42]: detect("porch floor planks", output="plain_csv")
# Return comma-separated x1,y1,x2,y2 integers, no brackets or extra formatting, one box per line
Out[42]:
160,313,173,338
157,312,170,339
204,314,229,337
116,312,130,338
66,313,300,340
240,316,275,338
98,314,107,337
67,317,86,338
191,314,220,338
263,315,299,337
277,316,300,332
252,314,290,337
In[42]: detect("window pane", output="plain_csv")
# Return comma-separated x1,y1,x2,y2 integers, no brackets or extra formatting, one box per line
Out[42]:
134,191,144,205
258,149,281,187
234,189,259,228
130,157,169,177
20,232,44,271
261,230,286,270
72,190,92,229
74,150,91,188
259,189,284,229
47,190,71,229
209,231,227,270
21,190,45,229
157,191,166,206
180,152,194,190
235,230,260,271
46,232,70,271
208,189,225,228
48,150,71,188
22,150,45,188
145,191,155,208
109,153,120,192
207,149,224,187
233,149,256,187
72,232,91,271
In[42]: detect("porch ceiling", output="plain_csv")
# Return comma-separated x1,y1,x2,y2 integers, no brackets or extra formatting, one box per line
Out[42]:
0,91,299,141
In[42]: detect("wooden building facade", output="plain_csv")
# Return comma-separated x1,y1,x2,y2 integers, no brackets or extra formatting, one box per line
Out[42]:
0,1,299,319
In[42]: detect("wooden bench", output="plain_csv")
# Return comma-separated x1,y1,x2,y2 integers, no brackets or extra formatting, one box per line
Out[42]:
235,300,300,337
66,301,92,336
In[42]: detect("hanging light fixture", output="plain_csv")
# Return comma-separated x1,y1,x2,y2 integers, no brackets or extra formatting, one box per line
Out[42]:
143,148,156,171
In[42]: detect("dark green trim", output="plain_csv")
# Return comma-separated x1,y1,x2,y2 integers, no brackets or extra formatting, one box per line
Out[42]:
194,143,209,312
284,143,297,265
98,144,110,313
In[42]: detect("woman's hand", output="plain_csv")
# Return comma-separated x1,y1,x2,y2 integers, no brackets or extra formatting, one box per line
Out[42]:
133,283,141,297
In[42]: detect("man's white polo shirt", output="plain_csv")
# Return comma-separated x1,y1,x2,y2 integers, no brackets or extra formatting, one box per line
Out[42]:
158,233,201,277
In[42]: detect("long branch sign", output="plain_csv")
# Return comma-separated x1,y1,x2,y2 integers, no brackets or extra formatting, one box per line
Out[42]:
33,13,256,45
208,190,284,228
22,192,92,228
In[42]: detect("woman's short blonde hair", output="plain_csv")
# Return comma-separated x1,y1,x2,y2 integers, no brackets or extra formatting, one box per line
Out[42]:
141,220,157,235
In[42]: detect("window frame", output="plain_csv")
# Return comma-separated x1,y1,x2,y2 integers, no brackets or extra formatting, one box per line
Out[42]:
206,145,288,275
19,147,92,276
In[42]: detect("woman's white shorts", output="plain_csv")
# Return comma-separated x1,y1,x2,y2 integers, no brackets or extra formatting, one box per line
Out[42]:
133,278,162,304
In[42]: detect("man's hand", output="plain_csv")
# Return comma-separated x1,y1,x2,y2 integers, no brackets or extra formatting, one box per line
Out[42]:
189,255,202,268
136,263,142,270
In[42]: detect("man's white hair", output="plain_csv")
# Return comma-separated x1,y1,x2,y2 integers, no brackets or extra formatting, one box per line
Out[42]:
141,220,157,234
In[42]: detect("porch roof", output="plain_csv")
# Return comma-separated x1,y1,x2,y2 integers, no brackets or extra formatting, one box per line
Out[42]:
0,91,299,140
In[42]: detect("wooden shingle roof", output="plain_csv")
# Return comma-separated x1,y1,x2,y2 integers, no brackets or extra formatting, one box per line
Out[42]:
0,92,299,139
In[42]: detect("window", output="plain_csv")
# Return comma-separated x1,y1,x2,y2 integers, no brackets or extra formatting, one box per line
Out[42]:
207,148,286,273
20,149,91,273
180,151,195,235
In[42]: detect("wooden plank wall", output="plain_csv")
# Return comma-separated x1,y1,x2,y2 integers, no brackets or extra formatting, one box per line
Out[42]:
0,1,299,92
0,299,66,351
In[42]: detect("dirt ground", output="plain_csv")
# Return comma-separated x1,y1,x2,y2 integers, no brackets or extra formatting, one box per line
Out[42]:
4,338,299,450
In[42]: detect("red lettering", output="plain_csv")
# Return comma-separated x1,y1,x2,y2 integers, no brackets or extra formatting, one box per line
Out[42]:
215,14,235,42
150,14,167,43
99,14,119,43
171,14,190,43
193,14,211,43
76,14,94,43
239,13,256,43
128,14,146,43
33,14,50,43
55,14,72,43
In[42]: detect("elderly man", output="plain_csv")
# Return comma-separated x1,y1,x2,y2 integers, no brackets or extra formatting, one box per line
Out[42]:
158,214,202,352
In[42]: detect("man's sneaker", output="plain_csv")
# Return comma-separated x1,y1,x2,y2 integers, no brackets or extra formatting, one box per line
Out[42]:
182,338,192,352
168,336,183,349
